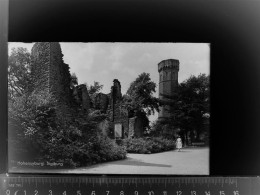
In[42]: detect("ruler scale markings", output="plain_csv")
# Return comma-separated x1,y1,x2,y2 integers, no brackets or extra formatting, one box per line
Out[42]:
1,176,257,194
82,177,84,186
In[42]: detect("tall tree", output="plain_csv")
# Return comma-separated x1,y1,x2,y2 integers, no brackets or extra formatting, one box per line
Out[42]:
8,47,31,98
123,73,159,130
164,73,210,142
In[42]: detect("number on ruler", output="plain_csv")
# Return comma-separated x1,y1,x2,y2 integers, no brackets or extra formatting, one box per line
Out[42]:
135,191,138,195
91,191,96,195
5,190,10,195
106,191,110,195
148,191,154,195
49,190,53,195
176,191,182,195
120,191,124,195
63,191,66,195
77,190,82,195
34,190,38,195
191,191,196,195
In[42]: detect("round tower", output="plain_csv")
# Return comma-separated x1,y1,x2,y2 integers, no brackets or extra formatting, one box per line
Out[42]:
158,59,180,120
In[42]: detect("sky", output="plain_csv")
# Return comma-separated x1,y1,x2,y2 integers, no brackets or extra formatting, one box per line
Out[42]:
8,42,210,121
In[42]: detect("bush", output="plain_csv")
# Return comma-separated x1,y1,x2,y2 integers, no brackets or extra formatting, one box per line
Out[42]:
123,137,175,154
8,91,127,168
72,136,127,166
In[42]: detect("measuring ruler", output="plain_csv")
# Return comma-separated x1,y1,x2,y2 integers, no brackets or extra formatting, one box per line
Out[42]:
1,175,259,195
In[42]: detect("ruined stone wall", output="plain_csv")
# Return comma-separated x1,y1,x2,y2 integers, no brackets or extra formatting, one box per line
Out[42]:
49,43,71,105
113,103,129,138
31,42,51,94
128,117,144,138
93,93,109,113
110,79,129,138
74,84,91,112
128,117,135,137
31,42,75,118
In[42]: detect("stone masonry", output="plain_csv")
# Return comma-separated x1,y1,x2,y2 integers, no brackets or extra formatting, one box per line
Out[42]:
30,42,88,117
110,79,129,138
30,42,143,138
158,59,180,120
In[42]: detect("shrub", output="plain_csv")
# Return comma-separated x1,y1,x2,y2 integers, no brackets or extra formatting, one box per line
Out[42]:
123,137,175,154
9,90,127,168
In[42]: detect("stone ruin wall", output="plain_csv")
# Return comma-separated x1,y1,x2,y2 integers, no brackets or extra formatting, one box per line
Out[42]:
30,42,143,138
48,43,71,106
93,93,109,113
31,42,51,94
30,42,82,117
74,84,91,112
110,79,129,138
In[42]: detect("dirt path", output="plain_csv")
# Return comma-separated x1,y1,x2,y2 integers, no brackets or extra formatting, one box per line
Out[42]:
13,147,209,175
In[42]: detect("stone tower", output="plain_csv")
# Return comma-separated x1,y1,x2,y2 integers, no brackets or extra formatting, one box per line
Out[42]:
30,42,73,117
31,42,71,97
158,59,180,120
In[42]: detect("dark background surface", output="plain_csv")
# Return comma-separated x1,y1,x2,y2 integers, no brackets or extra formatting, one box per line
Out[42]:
1,0,260,175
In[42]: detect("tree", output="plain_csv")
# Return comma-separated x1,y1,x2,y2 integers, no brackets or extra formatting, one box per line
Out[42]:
123,73,160,131
163,73,210,143
87,81,103,96
86,81,104,109
8,47,31,99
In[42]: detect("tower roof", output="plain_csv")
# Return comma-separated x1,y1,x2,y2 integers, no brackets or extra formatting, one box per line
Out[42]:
158,59,179,72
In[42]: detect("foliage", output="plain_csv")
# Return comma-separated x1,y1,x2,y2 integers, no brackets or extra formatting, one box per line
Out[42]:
8,47,31,98
125,73,159,115
160,73,210,142
8,90,57,161
9,91,127,167
123,137,175,154
87,81,104,96
86,81,104,109
122,73,160,132
8,47,126,168
149,120,177,140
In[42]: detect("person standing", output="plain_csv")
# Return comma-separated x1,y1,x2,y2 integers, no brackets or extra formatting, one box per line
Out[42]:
176,136,182,152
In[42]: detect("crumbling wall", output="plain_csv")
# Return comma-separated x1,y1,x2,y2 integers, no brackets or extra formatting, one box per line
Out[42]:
128,117,144,138
74,84,91,112
31,42,51,94
30,42,76,118
93,93,109,113
110,79,129,138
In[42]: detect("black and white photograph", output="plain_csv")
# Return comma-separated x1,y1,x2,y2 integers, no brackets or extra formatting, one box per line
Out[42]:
8,42,210,175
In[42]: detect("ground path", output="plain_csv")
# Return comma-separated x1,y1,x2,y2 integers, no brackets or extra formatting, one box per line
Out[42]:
10,147,209,175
